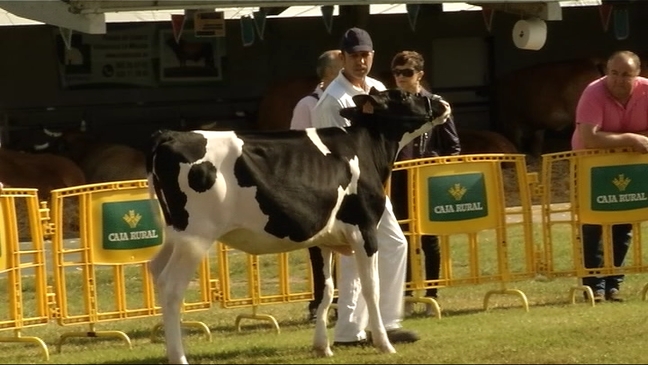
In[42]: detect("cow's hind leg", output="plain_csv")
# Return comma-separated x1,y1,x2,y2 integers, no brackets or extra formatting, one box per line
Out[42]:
149,239,174,281
152,234,212,364
353,235,395,354
312,246,334,357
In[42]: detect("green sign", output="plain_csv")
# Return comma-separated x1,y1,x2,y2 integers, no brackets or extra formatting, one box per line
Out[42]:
590,164,648,211
102,200,163,250
428,173,488,221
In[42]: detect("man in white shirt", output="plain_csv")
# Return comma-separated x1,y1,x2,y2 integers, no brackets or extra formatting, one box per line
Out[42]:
289,49,343,322
312,27,419,346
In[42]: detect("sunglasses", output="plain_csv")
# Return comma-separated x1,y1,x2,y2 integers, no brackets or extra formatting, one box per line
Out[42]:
392,68,416,77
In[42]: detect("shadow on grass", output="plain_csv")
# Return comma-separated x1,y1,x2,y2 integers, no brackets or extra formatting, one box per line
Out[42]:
97,345,288,364
108,316,323,345
404,297,581,319
205,317,316,334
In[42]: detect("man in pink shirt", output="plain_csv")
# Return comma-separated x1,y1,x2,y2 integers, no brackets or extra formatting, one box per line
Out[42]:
572,50,648,302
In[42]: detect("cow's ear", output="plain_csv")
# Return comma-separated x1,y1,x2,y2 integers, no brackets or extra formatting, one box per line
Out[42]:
353,94,380,107
368,87,381,96
361,101,374,114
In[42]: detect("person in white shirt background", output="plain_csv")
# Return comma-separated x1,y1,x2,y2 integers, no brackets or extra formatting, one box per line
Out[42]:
312,27,419,346
290,49,342,131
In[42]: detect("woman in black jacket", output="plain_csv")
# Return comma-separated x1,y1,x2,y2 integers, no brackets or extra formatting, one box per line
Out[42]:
389,50,461,315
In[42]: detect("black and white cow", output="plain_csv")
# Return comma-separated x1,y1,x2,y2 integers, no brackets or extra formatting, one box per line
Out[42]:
146,88,450,364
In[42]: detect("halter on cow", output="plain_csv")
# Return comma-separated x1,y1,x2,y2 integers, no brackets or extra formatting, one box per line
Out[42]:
146,88,451,364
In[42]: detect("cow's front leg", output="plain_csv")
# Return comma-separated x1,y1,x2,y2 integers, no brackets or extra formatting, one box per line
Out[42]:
313,246,334,357
354,238,395,354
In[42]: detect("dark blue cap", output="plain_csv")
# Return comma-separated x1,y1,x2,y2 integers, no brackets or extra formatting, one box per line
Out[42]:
340,27,373,54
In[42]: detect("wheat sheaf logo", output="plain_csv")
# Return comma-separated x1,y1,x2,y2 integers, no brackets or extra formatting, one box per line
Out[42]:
122,210,142,229
612,174,631,192
448,183,467,201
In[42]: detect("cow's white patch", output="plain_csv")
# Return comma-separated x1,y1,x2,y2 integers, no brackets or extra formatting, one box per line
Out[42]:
196,130,244,161
347,156,360,194
306,128,331,155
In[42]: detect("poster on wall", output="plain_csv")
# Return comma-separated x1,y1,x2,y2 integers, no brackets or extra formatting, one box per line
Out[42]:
55,26,156,89
158,30,225,83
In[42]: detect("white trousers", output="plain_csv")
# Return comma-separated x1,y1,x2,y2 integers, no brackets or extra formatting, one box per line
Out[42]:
333,196,408,342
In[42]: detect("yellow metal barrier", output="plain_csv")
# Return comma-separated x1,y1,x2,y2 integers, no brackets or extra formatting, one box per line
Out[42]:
0,188,50,360
215,243,314,332
47,180,213,352
392,154,537,315
16,148,648,359
540,148,648,305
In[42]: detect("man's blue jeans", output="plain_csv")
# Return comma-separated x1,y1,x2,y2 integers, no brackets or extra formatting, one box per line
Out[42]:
580,223,632,292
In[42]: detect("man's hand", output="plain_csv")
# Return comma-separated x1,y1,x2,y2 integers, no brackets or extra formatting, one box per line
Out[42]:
630,133,648,153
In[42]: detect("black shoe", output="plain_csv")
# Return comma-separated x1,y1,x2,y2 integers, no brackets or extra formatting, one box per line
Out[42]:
332,339,369,347
308,308,317,322
368,328,420,344
387,328,420,343
606,288,624,302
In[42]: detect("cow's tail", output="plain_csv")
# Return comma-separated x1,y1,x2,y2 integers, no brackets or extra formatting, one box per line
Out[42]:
147,130,170,230
146,129,168,175
146,129,164,204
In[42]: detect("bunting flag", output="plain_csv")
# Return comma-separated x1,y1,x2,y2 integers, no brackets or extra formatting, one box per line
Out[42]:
599,4,613,32
321,5,334,34
253,9,267,41
482,7,495,33
406,4,420,32
171,14,186,43
613,7,630,40
59,27,73,50
241,15,255,47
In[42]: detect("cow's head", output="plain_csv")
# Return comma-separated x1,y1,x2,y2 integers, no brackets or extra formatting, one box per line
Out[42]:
340,88,451,150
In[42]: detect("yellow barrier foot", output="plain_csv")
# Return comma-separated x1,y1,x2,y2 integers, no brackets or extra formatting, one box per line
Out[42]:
641,283,648,301
404,296,442,319
0,331,50,361
327,303,338,320
150,323,164,343
150,320,212,342
235,313,280,334
57,329,132,353
181,321,212,342
569,286,595,307
483,289,530,312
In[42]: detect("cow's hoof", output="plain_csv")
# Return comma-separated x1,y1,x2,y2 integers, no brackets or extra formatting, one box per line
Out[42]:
168,355,189,364
313,346,334,357
377,343,396,354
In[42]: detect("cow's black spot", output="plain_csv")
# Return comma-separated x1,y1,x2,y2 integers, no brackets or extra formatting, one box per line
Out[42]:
188,161,217,193
336,193,384,256
233,132,354,242
149,130,208,231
